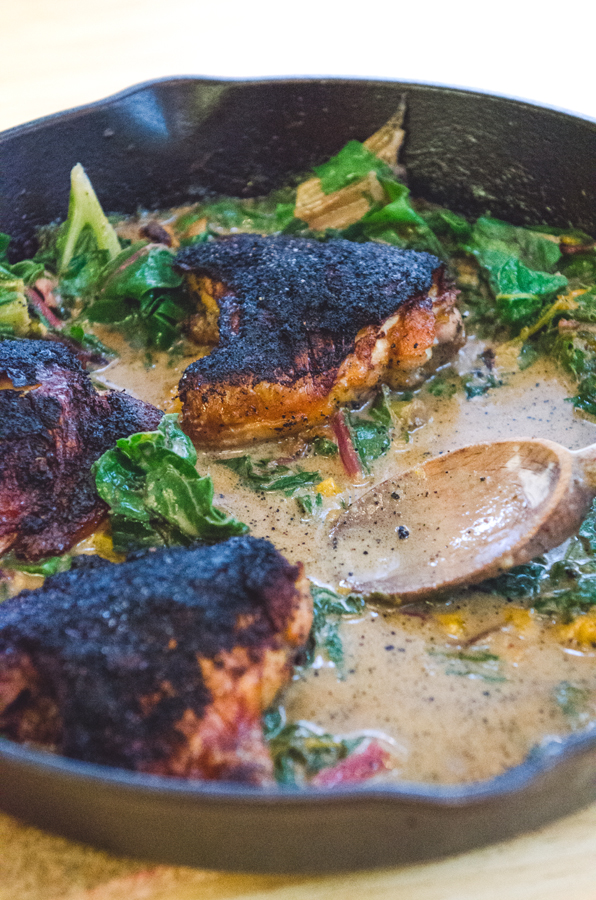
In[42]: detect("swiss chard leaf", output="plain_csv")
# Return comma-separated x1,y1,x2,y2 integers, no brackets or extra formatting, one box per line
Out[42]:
87,243,192,349
58,164,121,274
0,555,72,577
571,374,596,417
93,414,247,552
553,681,592,727
309,584,365,670
430,647,505,682
0,233,44,286
479,561,547,598
344,404,392,472
310,436,339,457
466,217,563,273
313,140,392,194
344,178,443,256
265,719,363,786
219,456,323,496
491,256,567,325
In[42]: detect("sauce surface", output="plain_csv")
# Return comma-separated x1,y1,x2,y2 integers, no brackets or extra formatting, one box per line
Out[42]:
94,331,596,784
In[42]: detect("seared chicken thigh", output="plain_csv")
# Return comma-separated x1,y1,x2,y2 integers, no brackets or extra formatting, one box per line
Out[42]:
0,537,312,784
0,341,162,560
176,235,462,446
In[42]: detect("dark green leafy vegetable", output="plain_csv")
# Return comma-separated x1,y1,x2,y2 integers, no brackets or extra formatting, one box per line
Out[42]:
343,178,443,256
310,436,339,457
0,274,31,338
479,561,547,598
295,492,323,516
87,242,192,349
465,217,563,273
0,234,37,337
0,232,45,287
61,323,114,358
463,369,504,399
264,717,363,786
420,207,472,246
478,500,596,624
553,681,592,728
571,374,596,417
58,164,121,274
93,414,248,553
58,246,111,301
430,647,505,682
309,584,365,670
219,455,323,496
560,254,596,287
427,374,458,399
178,193,297,239
0,555,72,577
343,400,393,472
369,387,394,426
313,140,392,194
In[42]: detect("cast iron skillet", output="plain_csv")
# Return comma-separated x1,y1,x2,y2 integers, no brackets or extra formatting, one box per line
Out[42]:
1,77,596,874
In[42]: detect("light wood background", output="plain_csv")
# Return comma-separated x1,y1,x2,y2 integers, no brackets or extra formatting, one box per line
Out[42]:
2,2,596,897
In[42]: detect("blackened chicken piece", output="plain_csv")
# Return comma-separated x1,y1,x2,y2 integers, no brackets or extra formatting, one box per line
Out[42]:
176,235,463,446
0,340,162,560
0,537,312,784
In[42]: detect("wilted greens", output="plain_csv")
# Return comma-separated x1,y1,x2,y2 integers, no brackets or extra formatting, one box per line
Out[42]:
93,414,248,553
263,711,363,786
478,499,596,623
313,140,392,194
309,584,365,671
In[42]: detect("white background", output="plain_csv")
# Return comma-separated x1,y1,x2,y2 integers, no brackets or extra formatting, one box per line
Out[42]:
2,0,595,130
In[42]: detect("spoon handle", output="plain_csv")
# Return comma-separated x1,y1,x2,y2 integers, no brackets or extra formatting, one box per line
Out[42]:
572,443,596,489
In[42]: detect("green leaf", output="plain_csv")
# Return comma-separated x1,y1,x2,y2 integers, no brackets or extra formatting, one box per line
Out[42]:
572,289,596,324
313,140,392,194
369,387,394,426
467,217,563,272
85,242,192,349
219,456,323,497
420,208,472,244
295,492,323,516
430,647,505,682
310,436,338,457
571,374,596,417
427,374,458,399
0,276,31,337
189,192,297,236
309,584,365,671
344,178,443,256
58,164,121,274
0,555,72,577
491,256,567,324
463,369,503,399
58,248,110,300
266,720,364,786
553,681,592,727
560,253,596,287
93,414,247,552
479,561,547,598
61,324,114,358
344,407,392,472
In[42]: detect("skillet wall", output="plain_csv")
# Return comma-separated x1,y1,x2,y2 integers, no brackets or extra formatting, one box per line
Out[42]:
1,77,595,261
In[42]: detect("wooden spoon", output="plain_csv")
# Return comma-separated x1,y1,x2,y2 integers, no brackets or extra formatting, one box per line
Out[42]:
330,438,596,600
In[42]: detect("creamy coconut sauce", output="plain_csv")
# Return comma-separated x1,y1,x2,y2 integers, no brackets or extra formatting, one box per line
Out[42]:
89,332,596,785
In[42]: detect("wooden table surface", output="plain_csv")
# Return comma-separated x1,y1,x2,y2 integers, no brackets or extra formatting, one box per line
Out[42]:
2,2,596,897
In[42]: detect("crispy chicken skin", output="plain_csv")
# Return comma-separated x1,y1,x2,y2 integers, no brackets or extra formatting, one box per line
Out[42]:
176,235,462,446
0,341,162,561
0,537,312,784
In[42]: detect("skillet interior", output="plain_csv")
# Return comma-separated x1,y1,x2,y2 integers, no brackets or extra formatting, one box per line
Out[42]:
1,77,596,874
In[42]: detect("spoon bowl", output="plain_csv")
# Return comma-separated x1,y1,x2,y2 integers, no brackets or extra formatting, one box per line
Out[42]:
331,438,596,600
